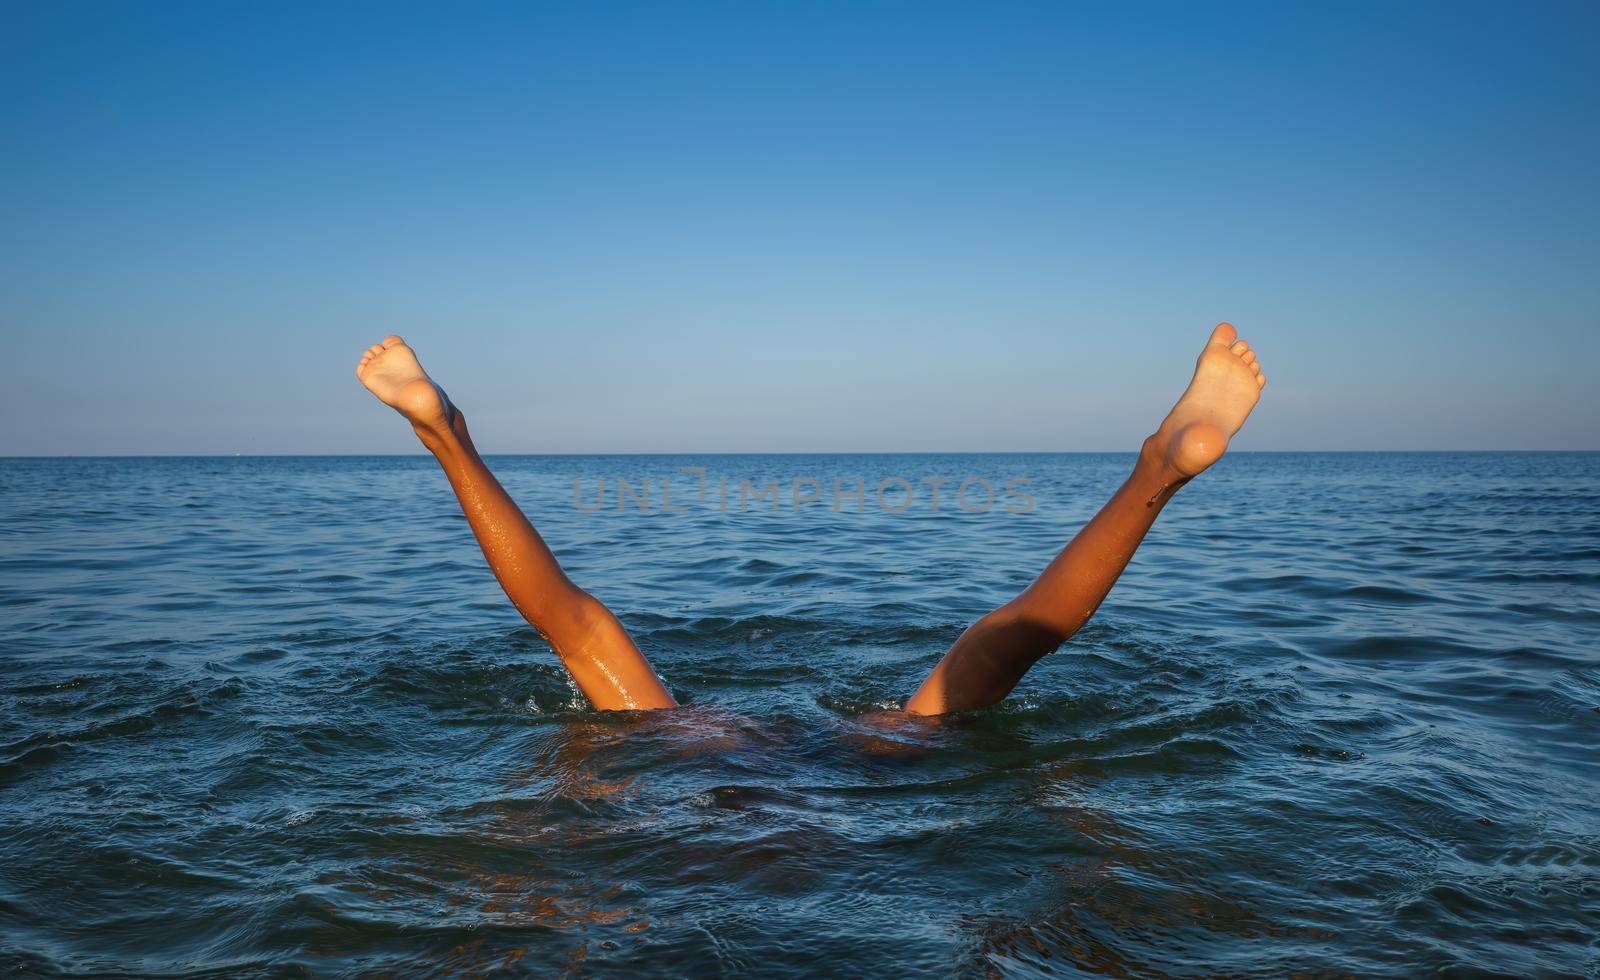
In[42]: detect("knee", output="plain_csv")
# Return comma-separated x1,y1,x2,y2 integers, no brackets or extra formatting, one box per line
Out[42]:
517,586,605,641
977,606,1078,665
550,590,624,652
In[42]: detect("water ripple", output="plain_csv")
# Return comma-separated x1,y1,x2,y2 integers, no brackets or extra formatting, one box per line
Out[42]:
1,453,1597,975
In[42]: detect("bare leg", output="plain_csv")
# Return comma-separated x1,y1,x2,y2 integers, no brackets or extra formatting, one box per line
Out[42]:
356,335,676,711
905,323,1266,715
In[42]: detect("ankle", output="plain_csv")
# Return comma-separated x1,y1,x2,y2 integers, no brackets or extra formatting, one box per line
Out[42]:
413,411,464,455
1128,434,1191,510
1138,433,1186,482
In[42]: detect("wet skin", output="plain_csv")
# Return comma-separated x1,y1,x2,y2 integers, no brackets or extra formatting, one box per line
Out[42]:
357,323,1265,715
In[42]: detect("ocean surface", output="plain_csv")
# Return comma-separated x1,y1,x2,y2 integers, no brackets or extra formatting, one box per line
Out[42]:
2,452,1597,977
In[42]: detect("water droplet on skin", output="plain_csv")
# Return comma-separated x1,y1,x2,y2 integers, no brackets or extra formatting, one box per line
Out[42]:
1146,481,1178,507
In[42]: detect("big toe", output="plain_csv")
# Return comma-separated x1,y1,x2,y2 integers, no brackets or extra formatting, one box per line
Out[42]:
1207,322,1237,347
381,334,406,349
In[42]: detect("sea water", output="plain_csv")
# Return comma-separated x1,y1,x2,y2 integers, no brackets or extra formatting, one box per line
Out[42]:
2,453,1596,975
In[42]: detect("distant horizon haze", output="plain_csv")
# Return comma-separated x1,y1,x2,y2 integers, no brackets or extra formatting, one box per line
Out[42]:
2,450,1594,460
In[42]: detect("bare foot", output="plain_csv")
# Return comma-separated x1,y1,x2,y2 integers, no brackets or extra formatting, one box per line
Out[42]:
1150,323,1266,477
354,335,453,433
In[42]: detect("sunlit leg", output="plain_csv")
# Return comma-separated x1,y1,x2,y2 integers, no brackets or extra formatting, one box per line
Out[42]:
356,336,676,711
905,323,1266,715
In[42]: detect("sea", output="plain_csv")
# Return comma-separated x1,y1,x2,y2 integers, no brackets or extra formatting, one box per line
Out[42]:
2,453,1596,976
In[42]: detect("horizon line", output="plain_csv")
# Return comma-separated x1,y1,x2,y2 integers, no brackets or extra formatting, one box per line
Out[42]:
2,449,1594,459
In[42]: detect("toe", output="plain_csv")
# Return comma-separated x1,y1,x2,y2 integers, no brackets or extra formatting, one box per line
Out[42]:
1248,361,1261,374
1208,322,1237,347
1230,340,1250,356
381,334,405,348
1241,350,1256,365
1256,372,1267,388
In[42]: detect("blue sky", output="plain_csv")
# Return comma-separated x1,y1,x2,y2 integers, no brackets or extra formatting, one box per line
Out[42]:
3,1,1596,454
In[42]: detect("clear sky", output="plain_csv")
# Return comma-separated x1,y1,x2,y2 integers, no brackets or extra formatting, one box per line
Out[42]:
3,1,1596,454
